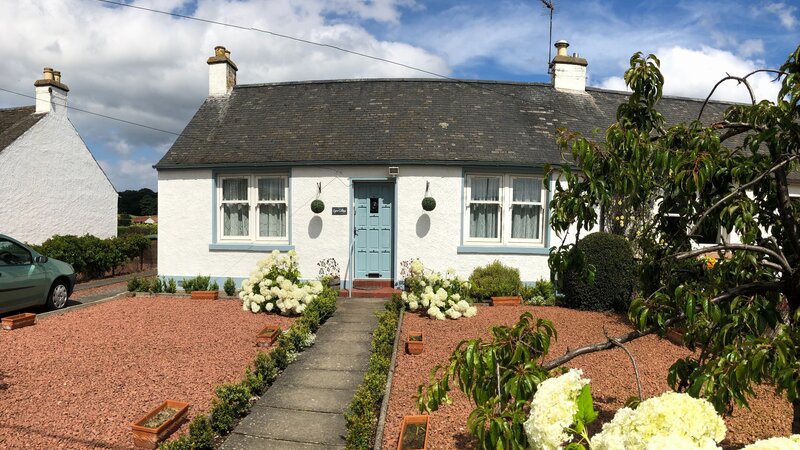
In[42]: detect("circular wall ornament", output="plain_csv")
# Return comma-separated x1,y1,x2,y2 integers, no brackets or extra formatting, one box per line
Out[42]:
311,199,325,214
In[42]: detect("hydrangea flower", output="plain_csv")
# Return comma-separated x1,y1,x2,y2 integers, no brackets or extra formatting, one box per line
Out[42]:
240,252,322,315
741,435,800,450
591,392,726,450
401,260,476,320
523,369,590,450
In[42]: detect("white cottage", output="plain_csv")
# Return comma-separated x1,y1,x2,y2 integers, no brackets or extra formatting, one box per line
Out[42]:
155,44,736,293
0,68,117,244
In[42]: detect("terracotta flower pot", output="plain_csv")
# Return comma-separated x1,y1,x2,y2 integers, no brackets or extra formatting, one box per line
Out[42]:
131,400,190,449
256,325,282,347
191,290,219,300
397,414,429,450
1,312,36,330
406,331,424,355
491,296,522,306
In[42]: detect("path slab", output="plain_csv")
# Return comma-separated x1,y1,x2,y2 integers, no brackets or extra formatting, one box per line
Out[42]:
257,385,357,413
277,366,365,390
232,407,347,446
222,434,344,450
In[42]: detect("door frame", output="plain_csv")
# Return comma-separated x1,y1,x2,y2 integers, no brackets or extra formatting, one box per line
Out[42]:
349,178,398,286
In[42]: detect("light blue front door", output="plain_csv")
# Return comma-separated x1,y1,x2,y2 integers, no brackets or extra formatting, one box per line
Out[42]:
354,182,394,279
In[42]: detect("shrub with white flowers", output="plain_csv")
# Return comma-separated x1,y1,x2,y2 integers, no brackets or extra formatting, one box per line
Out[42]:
524,369,594,450
400,259,476,320
239,250,323,315
741,435,800,450
590,391,726,450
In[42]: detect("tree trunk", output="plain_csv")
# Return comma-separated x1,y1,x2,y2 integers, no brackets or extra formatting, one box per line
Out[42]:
794,398,800,434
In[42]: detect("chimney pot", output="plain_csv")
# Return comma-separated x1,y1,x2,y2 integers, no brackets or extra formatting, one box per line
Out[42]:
43,67,54,80
215,46,226,57
224,50,231,59
554,40,569,57
53,71,61,82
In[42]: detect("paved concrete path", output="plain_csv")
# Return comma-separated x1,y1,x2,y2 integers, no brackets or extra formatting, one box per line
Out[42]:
221,297,385,450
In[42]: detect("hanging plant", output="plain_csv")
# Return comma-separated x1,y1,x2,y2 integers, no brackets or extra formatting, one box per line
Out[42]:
311,182,325,214
422,181,436,211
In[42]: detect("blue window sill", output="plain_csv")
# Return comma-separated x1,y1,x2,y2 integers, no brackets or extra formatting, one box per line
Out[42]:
457,245,552,255
209,243,295,252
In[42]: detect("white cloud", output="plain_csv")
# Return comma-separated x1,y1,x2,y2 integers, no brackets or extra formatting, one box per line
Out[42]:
764,2,797,29
738,39,765,58
598,46,782,104
99,158,158,191
0,0,448,190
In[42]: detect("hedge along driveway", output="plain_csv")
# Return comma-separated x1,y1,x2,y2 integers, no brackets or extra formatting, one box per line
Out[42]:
0,297,295,449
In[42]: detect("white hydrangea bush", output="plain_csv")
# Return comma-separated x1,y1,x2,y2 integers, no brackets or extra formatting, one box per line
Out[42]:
239,250,323,315
741,435,800,450
400,259,476,320
590,391,726,450
523,369,590,450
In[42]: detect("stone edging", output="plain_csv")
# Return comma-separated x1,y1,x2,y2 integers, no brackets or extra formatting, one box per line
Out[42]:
128,292,239,300
373,306,405,450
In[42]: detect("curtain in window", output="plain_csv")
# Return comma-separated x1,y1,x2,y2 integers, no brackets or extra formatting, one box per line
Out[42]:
511,178,542,239
471,177,500,201
222,179,249,236
470,204,499,238
223,204,249,236
259,204,286,237
258,178,285,201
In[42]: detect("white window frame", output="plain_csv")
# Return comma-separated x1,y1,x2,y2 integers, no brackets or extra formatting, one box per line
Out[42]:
217,174,289,243
507,176,545,244
255,175,289,242
463,173,546,246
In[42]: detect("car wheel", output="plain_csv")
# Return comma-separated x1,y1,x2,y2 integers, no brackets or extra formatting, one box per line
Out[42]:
46,281,69,310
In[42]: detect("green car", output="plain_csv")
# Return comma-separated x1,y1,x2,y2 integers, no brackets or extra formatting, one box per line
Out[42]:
0,234,76,314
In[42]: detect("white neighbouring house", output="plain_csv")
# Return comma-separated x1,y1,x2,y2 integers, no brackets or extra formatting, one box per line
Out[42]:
156,44,742,290
0,68,117,244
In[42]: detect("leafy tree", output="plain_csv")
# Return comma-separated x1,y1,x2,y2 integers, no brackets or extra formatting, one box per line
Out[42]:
118,188,157,215
548,46,800,433
139,195,158,216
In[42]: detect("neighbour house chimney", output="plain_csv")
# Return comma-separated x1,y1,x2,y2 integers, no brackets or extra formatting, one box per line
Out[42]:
207,45,237,96
550,40,587,92
34,67,69,114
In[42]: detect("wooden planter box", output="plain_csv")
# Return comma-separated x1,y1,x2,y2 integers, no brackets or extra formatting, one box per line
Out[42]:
131,400,190,449
397,414,429,450
1,313,36,330
406,331,424,355
191,290,219,300
491,296,522,306
256,325,282,347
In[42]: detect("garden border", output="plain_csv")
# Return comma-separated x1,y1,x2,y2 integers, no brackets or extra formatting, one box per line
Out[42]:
373,304,404,450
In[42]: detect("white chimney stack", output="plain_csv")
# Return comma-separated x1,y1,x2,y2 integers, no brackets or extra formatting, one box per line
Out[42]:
34,67,69,115
550,40,587,92
207,46,237,96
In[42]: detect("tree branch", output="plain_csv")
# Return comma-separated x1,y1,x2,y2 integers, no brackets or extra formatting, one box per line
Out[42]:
688,155,800,238
774,166,800,258
605,329,644,401
698,69,787,121
673,243,792,273
541,281,782,370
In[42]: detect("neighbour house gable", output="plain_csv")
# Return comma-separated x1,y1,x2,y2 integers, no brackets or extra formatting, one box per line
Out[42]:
0,106,44,155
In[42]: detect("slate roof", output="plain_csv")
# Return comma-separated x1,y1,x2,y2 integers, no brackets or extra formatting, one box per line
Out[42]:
0,106,43,154
155,79,736,169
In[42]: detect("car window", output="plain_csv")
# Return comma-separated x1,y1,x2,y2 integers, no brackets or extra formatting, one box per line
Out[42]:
0,240,32,266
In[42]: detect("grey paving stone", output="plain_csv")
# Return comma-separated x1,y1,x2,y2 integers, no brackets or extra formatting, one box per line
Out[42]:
256,385,357,413
307,338,372,356
294,352,370,372
319,320,378,333
221,433,344,450
233,407,347,446
274,366,365,390
313,328,374,343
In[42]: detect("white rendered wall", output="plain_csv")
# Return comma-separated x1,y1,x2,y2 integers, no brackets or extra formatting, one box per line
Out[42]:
0,113,117,244
158,165,581,284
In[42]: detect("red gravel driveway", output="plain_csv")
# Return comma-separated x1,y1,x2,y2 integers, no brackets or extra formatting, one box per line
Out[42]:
0,297,293,449
382,305,792,449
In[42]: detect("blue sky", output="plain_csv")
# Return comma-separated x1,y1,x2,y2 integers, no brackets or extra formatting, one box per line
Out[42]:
0,0,797,191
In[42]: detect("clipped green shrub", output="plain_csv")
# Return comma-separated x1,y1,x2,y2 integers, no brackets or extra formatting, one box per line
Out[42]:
127,276,141,292
344,295,403,448
182,275,211,293
165,278,177,294
561,232,636,312
209,382,251,434
209,280,219,292
36,233,150,279
224,277,236,296
468,260,523,300
187,415,214,450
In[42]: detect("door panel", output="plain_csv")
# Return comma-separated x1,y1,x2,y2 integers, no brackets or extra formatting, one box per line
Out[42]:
0,239,47,310
354,183,394,279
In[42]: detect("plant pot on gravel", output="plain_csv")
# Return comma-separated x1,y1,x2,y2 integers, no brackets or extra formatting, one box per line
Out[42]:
406,331,424,355
131,400,190,449
191,290,219,300
256,325,282,347
1,313,36,330
491,296,521,306
397,414,429,450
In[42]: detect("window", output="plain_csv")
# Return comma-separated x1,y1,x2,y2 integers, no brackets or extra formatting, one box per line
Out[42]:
218,175,288,241
465,174,546,245
0,239,32,266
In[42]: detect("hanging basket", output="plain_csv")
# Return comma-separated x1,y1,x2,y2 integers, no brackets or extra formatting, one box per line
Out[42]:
421,197,436,212
311,199,325,214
